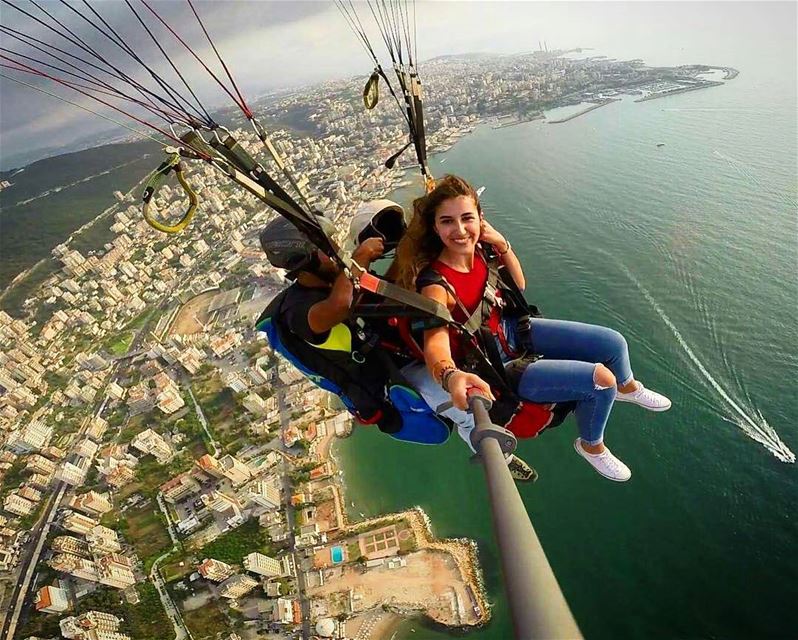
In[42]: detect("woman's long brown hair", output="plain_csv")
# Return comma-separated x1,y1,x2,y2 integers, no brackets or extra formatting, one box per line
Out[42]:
391,174,481,290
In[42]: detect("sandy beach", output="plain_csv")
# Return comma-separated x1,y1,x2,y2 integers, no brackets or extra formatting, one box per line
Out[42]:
301,419,490,638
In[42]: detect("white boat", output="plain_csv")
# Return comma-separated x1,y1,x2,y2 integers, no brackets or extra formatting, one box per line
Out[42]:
476,186,486,197
440,158,447,164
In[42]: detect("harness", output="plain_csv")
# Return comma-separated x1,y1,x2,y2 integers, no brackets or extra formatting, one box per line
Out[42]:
416,246,573,439
255,289,451,446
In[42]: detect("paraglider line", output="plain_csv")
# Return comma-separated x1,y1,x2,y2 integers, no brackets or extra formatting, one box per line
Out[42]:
0,72,166,146
0,45,192,127
3,0,203,129
62,0,213,127
121,0,216,126
185,0,252,119
0,56,208,159
138,0,250,119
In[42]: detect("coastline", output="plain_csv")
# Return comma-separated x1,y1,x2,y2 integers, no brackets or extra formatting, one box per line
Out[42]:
547,98,621,124
324,432,491,635
0,173,147,311
0,258,49,302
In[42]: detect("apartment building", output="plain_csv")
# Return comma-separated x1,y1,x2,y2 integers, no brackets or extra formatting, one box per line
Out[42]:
3,493,36,517
130,428,174,463
218,574,258,599
69,491,113,518
34,584,70,613
160,472,201,503
197,558,235,582
62,510,100,535
60,610,131,640
246,479,281,510
243,552,283,578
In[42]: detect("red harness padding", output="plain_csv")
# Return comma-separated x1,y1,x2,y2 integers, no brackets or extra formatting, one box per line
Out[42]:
504,401,555,438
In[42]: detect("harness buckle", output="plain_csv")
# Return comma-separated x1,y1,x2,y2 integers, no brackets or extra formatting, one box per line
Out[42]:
485,282,504,308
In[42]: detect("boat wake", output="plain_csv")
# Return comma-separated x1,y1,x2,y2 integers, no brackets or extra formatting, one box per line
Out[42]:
713,150,798,211
618,263,795,463
664,108,777,113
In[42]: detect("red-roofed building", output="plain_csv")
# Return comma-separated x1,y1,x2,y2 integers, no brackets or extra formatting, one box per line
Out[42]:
304,423,317,441
34,584,70,613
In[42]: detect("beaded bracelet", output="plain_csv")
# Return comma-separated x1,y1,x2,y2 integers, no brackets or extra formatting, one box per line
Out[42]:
441,367,461,392
438,365,457,389
498,239,512,256
431,358,456,384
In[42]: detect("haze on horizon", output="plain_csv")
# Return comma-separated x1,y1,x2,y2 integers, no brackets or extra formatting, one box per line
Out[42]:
0,1,794,170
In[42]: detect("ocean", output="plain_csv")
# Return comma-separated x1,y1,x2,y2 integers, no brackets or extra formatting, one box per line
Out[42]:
335,9,797,640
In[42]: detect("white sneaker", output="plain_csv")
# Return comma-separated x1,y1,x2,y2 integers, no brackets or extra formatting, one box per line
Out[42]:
616,383,671,412
573,438,631,482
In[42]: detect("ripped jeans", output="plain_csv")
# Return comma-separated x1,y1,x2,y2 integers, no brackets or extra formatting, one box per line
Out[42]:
506,317,634,445
402,317,635,449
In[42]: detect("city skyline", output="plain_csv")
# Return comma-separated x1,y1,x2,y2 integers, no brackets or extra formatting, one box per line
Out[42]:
1,1,791,167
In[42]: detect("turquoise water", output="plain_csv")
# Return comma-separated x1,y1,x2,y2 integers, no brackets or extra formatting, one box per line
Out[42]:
335,18,797,640
331,545,345,564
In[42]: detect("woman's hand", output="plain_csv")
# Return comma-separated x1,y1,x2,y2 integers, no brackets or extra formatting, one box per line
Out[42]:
448,370,495,411
479,218,508,253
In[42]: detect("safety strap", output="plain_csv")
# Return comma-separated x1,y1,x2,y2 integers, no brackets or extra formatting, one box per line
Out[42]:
414,251,503,337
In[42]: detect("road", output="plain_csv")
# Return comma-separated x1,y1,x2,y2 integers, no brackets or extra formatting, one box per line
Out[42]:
183,380,220,457
149,550,190,640
0,482,67,640
134,493,192,640
273,372,311,640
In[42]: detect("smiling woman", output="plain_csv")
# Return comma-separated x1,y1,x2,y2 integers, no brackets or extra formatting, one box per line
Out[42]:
394,174,672,482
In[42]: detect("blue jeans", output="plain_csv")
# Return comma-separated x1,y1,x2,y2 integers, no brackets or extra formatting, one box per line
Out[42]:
400,361,477,451
402,318,635,450
503,317,634,445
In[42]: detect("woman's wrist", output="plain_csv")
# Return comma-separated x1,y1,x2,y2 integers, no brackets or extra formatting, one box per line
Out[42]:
441,368,462,392
497,238,511,255
431,359,456,385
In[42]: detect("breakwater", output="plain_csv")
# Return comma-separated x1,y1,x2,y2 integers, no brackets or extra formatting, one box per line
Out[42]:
547,98,621,124
635,80,724,102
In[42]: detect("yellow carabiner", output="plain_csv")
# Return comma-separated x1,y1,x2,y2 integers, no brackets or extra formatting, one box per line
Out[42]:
141,150,198,234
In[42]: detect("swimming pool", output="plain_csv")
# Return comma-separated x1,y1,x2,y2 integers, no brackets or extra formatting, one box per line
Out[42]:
330,545,344,564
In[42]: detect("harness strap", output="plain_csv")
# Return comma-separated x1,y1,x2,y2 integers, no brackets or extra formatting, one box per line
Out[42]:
357,271,454,327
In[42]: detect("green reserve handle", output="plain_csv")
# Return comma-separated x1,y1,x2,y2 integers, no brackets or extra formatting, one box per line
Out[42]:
141,150,198,234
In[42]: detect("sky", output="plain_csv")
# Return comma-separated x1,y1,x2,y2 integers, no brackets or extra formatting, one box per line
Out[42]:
0,1,795,169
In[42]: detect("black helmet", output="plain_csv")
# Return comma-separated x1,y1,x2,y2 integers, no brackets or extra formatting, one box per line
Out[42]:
259,217,319,277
